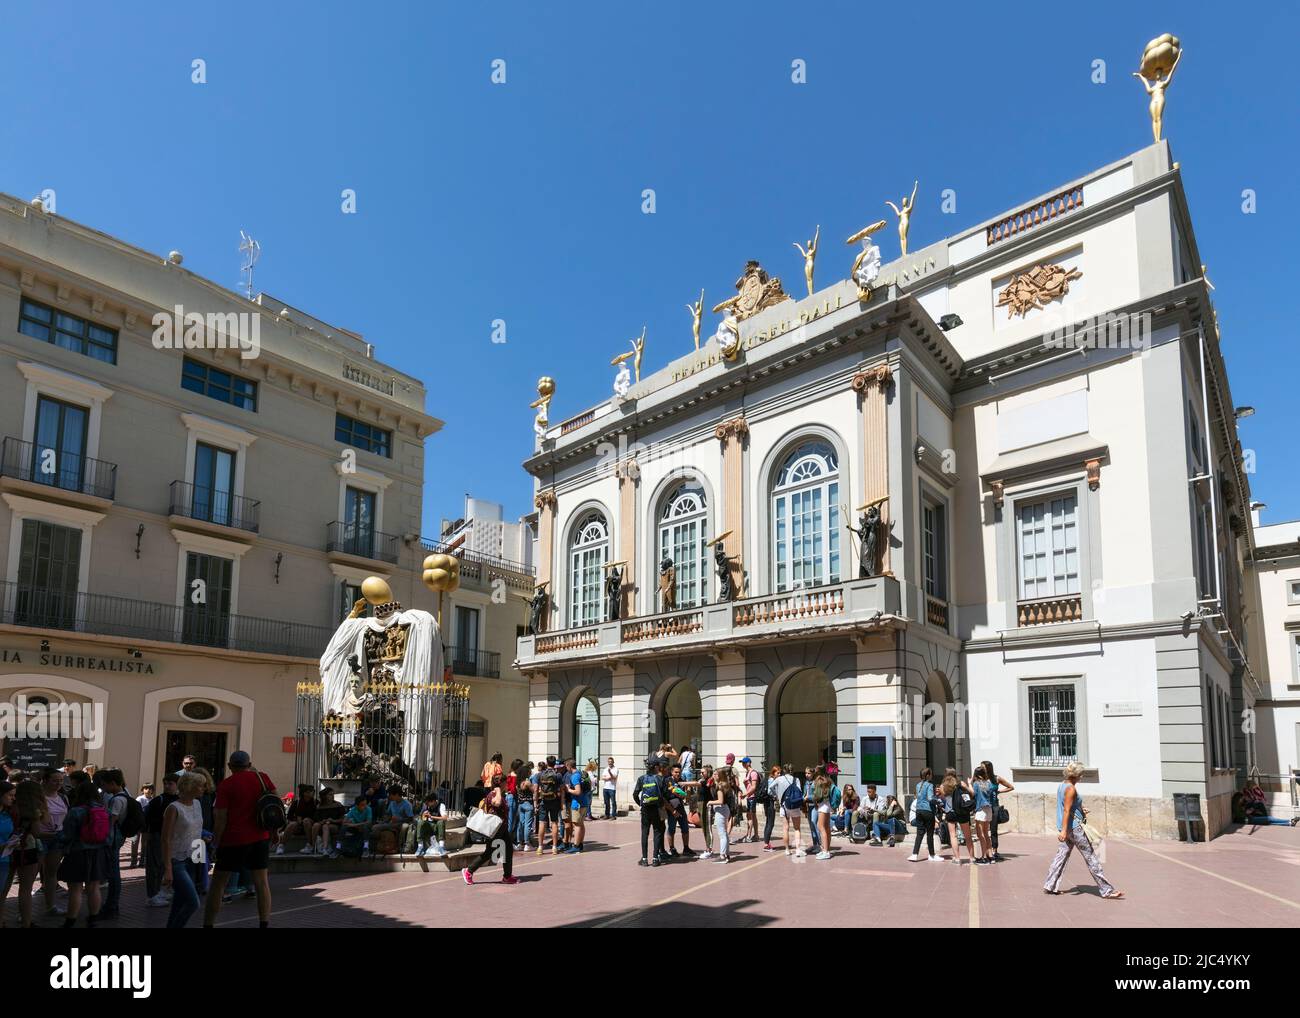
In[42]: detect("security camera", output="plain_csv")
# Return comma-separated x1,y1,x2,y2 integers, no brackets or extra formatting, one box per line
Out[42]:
1180,610,1195,621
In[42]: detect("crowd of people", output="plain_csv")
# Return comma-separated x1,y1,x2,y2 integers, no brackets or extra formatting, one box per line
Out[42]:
0,744,1127,920
455,745,1123,900
0,749,280,928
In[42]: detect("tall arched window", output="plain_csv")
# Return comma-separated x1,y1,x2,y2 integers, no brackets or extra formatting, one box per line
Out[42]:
772,441,840,591
657,483,708,610
568,510,608,627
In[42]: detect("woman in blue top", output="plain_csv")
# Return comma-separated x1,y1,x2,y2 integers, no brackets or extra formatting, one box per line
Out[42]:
979,760,1014,862
971,766,996,863
1043,762,1123,898
907,768,942,862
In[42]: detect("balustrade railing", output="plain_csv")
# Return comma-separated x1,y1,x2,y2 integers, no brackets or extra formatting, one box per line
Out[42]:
1017,594,1083,627
985,184,1084,246
734,585,845,627
622,609,704,644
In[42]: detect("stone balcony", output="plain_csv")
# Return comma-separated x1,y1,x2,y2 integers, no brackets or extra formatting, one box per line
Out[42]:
515,575,902,671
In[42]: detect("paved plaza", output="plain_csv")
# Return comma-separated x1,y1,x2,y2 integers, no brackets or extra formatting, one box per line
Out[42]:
10,821,1297,929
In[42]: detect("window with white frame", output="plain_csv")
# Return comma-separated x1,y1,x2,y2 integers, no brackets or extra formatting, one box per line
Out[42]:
1016,493,1080,600
658,484,708,610
1207,678,1219,768
772,442,840,592
1288,579,1300,606
568,511,608,628
1028,684,1077,766
922,496,947,601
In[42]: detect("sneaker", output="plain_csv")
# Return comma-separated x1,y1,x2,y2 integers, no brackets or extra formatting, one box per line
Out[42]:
298,845,315,855
928,856,946,864
888,836,895,848
564,845,580,854
638,858,649,867
763,844,778,852
461,868,474,885
698,851,712,860
816,851,832,861
328,849,340,859
242,888,256,899
907,854,920,862
146,894,169,908
717,855,729,863
669,849,680,858
414,845,426,858
680,849,696,859
47,904,68,916
536,846,544,855
501,875,519,885
274,844,285,856
794,849,807,859
992,853,1004,862
870,838,882,847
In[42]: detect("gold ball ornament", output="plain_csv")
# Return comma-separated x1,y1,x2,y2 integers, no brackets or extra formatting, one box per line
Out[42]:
1139,34,1180,79
536,376,555,399
360,576,394,605
421,553,461,593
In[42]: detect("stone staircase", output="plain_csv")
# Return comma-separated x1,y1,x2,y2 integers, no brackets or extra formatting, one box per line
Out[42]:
269,817,483,873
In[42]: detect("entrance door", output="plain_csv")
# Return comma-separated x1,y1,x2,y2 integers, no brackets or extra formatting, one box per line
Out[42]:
33,396,88,493
574,694,600,766
163,728,230,784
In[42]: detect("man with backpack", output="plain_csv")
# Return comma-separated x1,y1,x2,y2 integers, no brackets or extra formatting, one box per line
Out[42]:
534,757,562,854
633,755,668,867
563,758,588,854
95,768,140,920
203,750,280,929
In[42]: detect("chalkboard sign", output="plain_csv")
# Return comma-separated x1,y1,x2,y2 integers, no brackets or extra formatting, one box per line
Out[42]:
6,737,66,773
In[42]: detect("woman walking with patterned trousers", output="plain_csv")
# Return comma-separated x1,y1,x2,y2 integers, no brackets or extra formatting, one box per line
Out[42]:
1044,762,1123,899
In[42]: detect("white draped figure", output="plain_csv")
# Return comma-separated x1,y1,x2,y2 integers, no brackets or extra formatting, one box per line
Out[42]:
319,606,444,775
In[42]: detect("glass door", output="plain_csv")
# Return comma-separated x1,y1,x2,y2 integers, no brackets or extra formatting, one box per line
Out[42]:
182,553,233,647
33,396,88,493
15,520,81,629
344,487,377,558
193,442,236,526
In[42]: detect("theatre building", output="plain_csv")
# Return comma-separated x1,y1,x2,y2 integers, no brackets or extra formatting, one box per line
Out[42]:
0,195,535,791
517,142,1260,838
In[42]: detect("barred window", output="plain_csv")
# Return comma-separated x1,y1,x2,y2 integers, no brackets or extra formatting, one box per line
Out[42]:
1029,684,1077,766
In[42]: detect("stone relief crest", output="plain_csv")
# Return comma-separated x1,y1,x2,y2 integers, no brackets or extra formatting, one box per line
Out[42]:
712,260,792,322
996,263,1083,318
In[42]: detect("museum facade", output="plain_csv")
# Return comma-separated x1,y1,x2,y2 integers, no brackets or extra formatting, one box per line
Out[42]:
517,141,1259,839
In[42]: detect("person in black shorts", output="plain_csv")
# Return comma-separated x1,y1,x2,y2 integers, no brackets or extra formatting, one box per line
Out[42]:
534,759,563,854
633,756,668,867
663,764,695,860
203,751,275,928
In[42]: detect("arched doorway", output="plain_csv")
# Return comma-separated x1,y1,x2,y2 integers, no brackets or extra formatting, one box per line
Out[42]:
574,693,600,766
661,680,702,756
924,671,956,775
777,669,837,769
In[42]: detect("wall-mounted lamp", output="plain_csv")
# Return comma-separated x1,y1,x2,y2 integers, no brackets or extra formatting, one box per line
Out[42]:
135,524,145,559
40,639,50,653
1234,406,1255,420
127,648,142,659
914,441,927,464
938,313,964,331
274,552,283,584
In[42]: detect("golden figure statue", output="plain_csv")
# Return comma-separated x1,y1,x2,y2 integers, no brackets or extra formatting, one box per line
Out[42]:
529,376,555,427
685,290,705,351
611,327,647,383
885,181,918,257
1133,34,1182,144
793,225,820,297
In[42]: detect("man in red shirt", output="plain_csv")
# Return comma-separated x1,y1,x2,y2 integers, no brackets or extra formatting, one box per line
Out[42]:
203,750,275,928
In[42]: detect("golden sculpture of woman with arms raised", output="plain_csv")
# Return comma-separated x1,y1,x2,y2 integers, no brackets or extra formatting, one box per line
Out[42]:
792,226,819,297
685,290,704,351
885,181,918,257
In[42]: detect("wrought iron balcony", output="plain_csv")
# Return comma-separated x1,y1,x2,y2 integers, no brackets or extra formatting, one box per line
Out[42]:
446,644,501,678
0,580,332,659
168,480,260,534
517,576,902,670
326,522,399,565
0,437,117,501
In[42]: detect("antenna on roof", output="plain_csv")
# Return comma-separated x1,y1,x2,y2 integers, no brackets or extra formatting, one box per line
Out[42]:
238,230,261,299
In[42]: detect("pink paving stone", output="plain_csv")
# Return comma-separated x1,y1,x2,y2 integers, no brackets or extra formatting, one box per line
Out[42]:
6,821,1296,928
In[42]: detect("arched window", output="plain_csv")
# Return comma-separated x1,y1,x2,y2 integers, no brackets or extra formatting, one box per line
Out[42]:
772,441,840,591
657,483,708,610
568,510,608,627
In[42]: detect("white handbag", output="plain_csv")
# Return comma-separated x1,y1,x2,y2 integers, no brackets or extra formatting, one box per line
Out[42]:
466,808,503,839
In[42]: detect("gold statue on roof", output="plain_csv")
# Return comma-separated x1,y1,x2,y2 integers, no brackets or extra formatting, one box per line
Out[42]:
793,226,820,297
1133,34,1182,144
885,181,918,257
685,290,705,351
611,327,647,383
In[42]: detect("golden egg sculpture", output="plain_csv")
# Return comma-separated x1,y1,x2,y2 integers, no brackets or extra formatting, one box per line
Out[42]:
421,553,460,593
360,576,394,604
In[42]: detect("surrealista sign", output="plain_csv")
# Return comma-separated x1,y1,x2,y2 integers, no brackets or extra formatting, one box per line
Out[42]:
0,648,157,674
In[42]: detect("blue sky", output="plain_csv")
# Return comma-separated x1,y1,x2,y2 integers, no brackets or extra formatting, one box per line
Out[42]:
3,1,1296,532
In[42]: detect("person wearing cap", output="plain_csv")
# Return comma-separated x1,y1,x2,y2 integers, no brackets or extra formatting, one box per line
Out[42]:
202,750,275,928
740,757,761,843
632,755,669,866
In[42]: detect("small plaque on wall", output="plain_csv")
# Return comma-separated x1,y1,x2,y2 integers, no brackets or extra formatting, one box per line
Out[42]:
1103,701,1142,717
841,740,852,754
